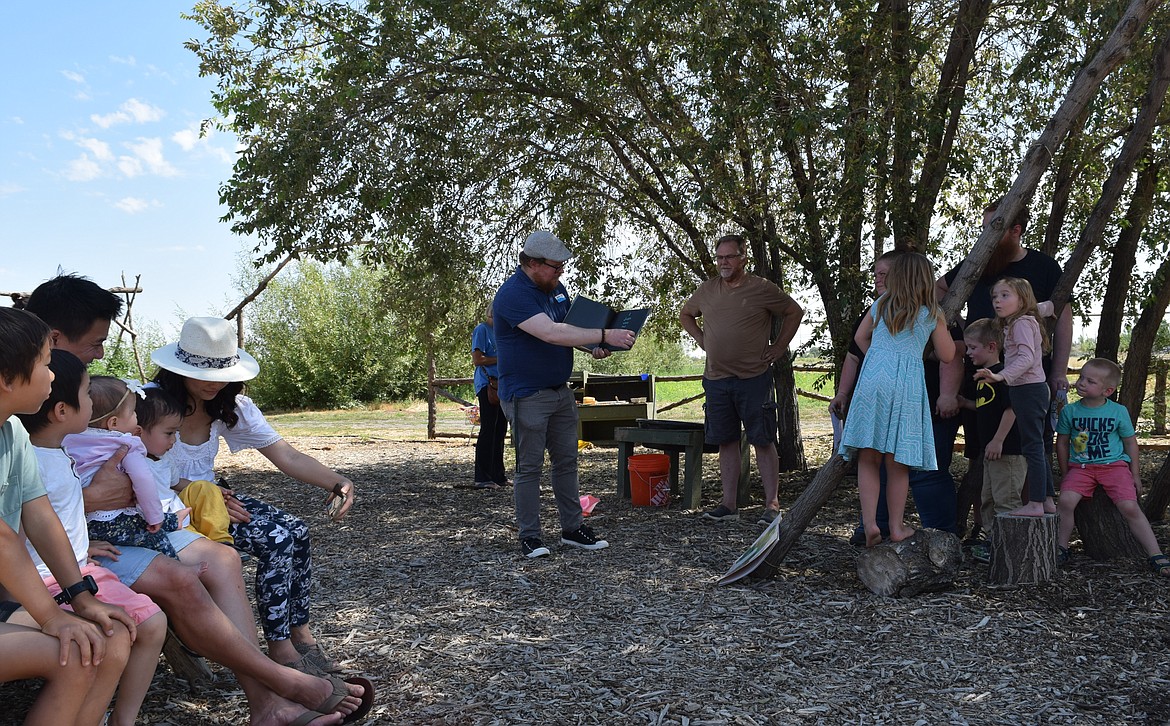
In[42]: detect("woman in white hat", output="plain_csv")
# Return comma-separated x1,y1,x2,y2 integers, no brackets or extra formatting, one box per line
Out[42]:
150,317,355,675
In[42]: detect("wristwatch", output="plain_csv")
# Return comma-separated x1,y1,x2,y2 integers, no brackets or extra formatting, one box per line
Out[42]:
54,575,99,605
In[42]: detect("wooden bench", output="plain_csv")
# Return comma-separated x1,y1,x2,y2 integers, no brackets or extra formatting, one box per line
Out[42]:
614,422,750,509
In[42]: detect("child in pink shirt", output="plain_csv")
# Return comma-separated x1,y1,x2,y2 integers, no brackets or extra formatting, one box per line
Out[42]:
63,376,186,559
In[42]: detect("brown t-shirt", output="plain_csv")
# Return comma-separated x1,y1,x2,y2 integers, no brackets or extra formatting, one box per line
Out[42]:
682,274,794,380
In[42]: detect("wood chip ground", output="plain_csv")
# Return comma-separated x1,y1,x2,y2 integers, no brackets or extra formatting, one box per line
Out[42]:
2,436,1169,725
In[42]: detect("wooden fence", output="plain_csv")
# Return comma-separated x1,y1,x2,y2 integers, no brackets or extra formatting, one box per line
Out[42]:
428,361,1170,441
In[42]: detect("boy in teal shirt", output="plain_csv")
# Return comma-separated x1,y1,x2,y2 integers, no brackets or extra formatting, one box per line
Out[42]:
0,307,134,724
1055,357,1168,575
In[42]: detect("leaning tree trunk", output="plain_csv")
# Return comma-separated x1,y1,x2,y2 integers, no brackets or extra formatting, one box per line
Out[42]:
1096,159,1160,361
1074,494,1146,560
1041,106,1091,258
1048,26,1170,318
943,0,1165,322
1119,252,1170,424
1142,450,1170,522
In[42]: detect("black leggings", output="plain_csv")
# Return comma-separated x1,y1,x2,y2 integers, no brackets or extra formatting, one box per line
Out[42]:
1009,382,1053,503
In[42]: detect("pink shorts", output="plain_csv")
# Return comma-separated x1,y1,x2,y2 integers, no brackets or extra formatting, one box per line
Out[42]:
1060,461,1137,502
43,564,162,625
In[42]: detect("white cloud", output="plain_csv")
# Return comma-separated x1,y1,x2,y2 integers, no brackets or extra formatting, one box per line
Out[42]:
172,125,201,151
9,117,23,125
109,55,137,66
0,183,25,197
124,137,178,177
117,156,144,177
172,123,237,164
114,197,159,214
76,137,113,161
64,154,103,181
61,70,85,84
90,98,166,128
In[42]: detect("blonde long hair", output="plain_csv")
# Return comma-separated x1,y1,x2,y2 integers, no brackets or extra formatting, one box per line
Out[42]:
992,276,1051,354
874,252,942,335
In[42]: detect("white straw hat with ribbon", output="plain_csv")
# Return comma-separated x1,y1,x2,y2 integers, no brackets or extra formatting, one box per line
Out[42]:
151,317,260,382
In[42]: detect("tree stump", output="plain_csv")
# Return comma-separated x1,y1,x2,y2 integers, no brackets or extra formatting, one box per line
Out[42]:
1073,494,1145,560
856,529,962,597
988,514,1057,585
162,628,215,691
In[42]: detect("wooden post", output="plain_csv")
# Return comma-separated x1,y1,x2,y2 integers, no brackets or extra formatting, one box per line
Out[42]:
427,349,436,440
988,514,1058,585
1154,360,1167,436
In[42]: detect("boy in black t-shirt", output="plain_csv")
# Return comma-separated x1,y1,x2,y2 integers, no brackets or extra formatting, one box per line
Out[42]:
959,319,1026,559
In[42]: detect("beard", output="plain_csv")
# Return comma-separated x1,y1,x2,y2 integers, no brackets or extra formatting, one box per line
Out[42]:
983,239,1021,279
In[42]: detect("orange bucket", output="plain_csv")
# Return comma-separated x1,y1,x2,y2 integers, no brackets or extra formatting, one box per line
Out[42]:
628,454,670,507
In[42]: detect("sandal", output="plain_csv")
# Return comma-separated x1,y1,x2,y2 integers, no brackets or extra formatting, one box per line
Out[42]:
1149,553,1170,577
289,675,375,726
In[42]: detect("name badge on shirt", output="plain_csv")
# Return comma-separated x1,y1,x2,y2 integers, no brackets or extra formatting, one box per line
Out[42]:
554,293,566,303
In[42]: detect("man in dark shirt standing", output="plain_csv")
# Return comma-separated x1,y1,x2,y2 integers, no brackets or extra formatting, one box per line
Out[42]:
494,231,634,558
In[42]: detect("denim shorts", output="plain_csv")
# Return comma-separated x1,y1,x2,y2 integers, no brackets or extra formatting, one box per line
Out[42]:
94,529,203,587
703,370,778,446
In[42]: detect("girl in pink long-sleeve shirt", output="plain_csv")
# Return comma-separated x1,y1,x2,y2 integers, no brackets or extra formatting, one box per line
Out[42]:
63,376,186,559
973,277,1055,517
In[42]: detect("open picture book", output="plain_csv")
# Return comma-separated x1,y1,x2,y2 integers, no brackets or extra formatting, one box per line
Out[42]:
563,295,650,352
717,510,783,586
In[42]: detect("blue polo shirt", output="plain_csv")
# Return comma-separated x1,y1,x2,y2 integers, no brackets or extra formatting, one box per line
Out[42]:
493,267,572,401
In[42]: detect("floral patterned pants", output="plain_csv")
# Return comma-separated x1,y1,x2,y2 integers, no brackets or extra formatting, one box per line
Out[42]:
230,493,312,642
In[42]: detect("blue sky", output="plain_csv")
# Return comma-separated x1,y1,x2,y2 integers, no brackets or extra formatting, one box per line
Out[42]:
1,3,249,335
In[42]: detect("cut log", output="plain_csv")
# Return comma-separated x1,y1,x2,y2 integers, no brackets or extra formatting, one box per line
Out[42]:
856,529,963,597
988,513,1057,585
1073,493,1146,560
162,628,215,691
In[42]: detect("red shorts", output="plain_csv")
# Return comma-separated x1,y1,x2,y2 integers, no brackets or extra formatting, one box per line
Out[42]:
1060,461,1137,502
43,564,162,625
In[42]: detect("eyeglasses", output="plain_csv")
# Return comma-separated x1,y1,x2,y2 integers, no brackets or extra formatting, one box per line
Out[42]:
539,259,566,272
715,254,743,262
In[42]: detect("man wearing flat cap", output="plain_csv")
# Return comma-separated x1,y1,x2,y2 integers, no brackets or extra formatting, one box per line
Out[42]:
493,230,636,558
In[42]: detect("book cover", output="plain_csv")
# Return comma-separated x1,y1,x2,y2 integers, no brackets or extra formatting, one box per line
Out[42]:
563,295,650,351
716,510,783,586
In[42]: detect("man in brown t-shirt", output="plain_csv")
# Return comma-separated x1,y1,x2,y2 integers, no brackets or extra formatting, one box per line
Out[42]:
680,234,804,524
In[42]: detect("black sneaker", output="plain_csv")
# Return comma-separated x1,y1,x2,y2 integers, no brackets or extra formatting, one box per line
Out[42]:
970,544,991,564
757,508,781,526
520,537,551,558
561,525,609,550
702,505,739,522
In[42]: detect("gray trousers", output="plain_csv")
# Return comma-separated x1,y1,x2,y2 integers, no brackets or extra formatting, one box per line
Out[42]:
501,385,584,540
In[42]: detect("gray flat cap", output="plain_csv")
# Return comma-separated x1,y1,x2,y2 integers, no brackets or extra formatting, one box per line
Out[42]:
523,230,571,262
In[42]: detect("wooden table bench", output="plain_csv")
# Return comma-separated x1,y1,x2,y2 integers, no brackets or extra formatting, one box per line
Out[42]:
614,423,750,509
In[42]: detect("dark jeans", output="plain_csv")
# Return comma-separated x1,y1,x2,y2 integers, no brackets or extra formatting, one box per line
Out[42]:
474,387,508,484
862,413,961,535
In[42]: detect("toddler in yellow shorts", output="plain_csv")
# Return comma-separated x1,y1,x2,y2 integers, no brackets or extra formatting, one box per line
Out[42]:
137,386,233,545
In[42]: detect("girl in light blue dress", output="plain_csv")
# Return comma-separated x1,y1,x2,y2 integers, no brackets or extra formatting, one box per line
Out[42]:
839,253,956,547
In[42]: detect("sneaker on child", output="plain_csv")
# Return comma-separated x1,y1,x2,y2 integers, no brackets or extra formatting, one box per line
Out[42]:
758,508,781,525
561,524,609,550
520,537,551,558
